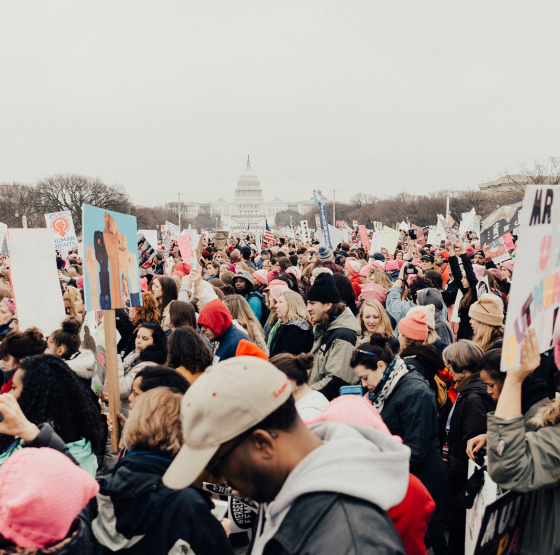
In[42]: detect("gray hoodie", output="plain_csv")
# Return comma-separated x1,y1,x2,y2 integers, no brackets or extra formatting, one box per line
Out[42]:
250,420,411,555
416,288,454,345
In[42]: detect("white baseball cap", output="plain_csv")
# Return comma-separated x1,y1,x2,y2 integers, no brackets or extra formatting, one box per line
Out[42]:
163,356,293,489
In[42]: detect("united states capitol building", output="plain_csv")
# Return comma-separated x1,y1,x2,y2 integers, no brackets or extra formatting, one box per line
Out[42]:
180,157,317,230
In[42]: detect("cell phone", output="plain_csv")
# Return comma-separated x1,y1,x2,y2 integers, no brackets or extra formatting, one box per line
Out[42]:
339,385,363,396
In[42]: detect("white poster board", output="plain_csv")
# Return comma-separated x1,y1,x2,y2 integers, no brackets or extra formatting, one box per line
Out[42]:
381,226,401,253
300,220,311,244
369,231,384,255
503,185,560,368
138,229,158,250
8,228,66,336
44,210,79,250
438,214,458,243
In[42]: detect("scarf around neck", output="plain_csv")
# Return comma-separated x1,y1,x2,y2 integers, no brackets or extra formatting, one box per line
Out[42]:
368,357,409,413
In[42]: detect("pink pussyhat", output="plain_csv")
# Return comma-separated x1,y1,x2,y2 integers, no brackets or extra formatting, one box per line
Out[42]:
1,298,15,315
0,447,99,548
305,395,402,443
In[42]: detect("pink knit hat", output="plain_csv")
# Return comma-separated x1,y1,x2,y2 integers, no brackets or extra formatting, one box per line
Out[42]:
345,257,361,277
488,268,503,282
1,298,15,315
407,305,435,331
385,260,399,272
473,264,486,281
359,263,374,278
398,311,429,341
253,269,269,286
361,283,387,303
371,260,385,271
0,447,99,548
305,395,402,443
500,260,514,273
286,266,302,281
76,275,84,288
270,284,290,302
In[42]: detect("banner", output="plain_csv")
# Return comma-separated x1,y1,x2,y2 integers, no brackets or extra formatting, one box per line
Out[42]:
481,201,523,245
137,233,156,266
381,226,400,253
300,220,311,244
503,186,560,368
8,229,66,336
214,230,229,248
82,204,142,311
482,237,510,265
358,225,369,251
45,210,78,250
438,214,458,243
314,190,332,249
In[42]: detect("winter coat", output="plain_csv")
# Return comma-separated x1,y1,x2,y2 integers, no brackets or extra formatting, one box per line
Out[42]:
521,374,552,430
250,421,409,555
65,349,96,381
216,324,252,362
446,375,494,493
416,288,454,346
349,274,362,300
379,371,447,545
84,453,235,555
309,308,360,400
269,317,314,358
487,413,560,555
386,286,416,326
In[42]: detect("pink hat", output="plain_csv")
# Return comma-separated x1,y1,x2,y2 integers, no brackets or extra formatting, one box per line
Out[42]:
398,311,429,341
174,262,191,276
360,283,387,303
265,278,288,292
500,260,514,273
359,263,373,278
385,260,399,272
76,275,84,288
222,262,236,273
473,264,486,281
1,298,15,315
371,260,385,271
270,284,290,302
0,447,99,548
286,266,302,281
407,306,435,331
253,269,269,286
140,277,149,292
345,257,361,277
488,268,503,282
304,395,401,442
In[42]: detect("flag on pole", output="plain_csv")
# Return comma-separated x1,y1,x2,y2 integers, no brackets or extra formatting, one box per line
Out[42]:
265,220,275,244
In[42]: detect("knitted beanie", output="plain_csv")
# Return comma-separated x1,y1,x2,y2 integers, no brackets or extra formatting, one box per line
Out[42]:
398,311,429,341
318,246,333,262
468,293,504,326
253,269,269,286
345,257,361,277
488,268,503,282
407,305,436,331
361,283,387,303
2,298,15,315
270,284,290,302
500,260,514,274
0,447,99,548
359,263,374,278
385,260,399,272
306,273,341,303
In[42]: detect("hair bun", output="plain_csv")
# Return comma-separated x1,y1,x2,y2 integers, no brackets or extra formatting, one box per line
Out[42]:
369,333,389,348
295,352,314,372
61,317,81,335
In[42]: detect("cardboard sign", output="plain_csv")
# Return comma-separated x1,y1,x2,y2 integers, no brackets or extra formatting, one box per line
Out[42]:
474,492,523,555
438,214,458,243
503,186,560,368
214,230,229,249
82,204,142,311
300,220,311,244
8,229,67,336
45,210,78,249
137,233,156,266
358,225,369,251
482,237,510,265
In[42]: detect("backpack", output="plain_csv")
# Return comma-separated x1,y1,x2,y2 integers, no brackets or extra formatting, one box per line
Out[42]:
246,291,270,327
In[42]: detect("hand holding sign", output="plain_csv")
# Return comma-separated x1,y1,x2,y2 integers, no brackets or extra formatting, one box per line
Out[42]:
437,215,457,244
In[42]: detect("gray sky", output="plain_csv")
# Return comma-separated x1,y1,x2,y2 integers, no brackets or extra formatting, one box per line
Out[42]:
2,1,559,206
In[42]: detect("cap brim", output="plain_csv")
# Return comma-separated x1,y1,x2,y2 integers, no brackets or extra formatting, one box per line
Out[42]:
162,443,218,490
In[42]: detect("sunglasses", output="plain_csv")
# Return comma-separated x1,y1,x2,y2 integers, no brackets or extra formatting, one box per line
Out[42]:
351,349,379,363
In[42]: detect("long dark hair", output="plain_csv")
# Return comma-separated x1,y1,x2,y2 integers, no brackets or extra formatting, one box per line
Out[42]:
168,300,196,329
333,274,358,316
167,327,212,373
137,322,168,364
156,276,178,313
0,355,104,455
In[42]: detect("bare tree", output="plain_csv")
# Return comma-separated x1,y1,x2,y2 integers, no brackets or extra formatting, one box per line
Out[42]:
0,183,43,227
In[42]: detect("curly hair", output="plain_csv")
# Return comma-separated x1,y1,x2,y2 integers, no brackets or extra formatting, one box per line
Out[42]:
0,355,104,456
0,328,47,363
134,292,161,327
137,322,168,364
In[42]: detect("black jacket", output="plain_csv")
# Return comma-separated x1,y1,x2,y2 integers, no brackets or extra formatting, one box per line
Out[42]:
269,318,314,358
446,375,494,493
253,492,405,555
84,453,235,555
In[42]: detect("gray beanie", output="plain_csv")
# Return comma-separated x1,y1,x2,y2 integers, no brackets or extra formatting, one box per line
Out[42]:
318,246,333,262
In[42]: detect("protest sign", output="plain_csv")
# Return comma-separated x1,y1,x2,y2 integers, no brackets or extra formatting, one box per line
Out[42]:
138,229,158,250
482,237,510,265
164,221,180,241
481,201,523,245
82,204,142,311
137,233,156,266
461,208,476,234
7,228,66,336
438,214,458,243
358,225,369,251
427,228,438,245
369,231,383,255
473,492,523,555
451,289,463,324
502,232,515,250
214,230,229,248
300,220,311,244
177,233,194,268
502,186,560,368
381,226,401,253
327,224,346,249
44,210,78,250
399,221,409,232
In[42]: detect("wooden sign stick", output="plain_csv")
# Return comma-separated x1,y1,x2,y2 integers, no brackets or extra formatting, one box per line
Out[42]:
103,310,121,451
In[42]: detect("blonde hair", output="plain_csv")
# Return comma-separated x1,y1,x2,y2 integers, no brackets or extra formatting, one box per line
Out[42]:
278,291,310,324
358,299,393,338
443,340,483,372
369,269,393,290
0,286,12,302
223,294,268,352
124,388,183,458
63,286,80,318
530,398,560,428
473,323,505,352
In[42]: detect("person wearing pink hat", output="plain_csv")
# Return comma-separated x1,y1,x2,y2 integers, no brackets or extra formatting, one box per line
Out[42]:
499,259,514,281
351,334,448,552
344,257,362,299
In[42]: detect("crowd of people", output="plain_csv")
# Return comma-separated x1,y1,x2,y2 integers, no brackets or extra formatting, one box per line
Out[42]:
0,224,558,555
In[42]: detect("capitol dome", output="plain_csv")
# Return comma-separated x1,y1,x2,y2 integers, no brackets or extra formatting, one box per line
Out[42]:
235,156,264,200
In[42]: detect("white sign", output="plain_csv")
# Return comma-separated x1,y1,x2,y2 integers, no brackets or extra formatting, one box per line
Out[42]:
164,221,180,242
300,220,311,244
503,185,560,369
0,222,7,251
369,231,384,255
8,229,66,336
45,210,78,249
451,289,464,323
437,214,457,243
138,229,158,251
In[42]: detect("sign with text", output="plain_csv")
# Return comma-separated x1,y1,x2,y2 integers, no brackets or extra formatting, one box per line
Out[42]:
300,220,311,244
137,233,156,266
502,186,560,369
482,237,510,265
438,214,458,243
481,201,523,245
45,210,78,250
358,225,369,251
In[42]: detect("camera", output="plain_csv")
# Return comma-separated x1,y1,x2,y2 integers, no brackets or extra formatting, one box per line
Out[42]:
405,263,418,275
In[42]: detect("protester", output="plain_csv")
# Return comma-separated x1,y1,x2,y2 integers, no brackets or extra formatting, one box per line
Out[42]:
271,352,329,419
85,388,235,554
122,291,161,358
441,340,494,555
223,294,269,355
163,299,196,332
152,276,178,329
468,293,505,351
163,356,409,554
357,298,394,343
0,354,104,476
231,269,267,324
416,287,454,346
269,290,313,357
332,273,359,316
317,245,344,274
306,273,360,400
344,257,362,299
351,334,448,553
167,326,213,384
0,298,16,340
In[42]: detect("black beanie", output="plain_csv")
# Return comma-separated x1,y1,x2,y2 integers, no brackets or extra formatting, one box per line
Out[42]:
306,273,341,303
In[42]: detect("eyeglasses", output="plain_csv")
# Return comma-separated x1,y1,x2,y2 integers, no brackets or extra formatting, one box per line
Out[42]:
205,429,278,477
351,349,379,363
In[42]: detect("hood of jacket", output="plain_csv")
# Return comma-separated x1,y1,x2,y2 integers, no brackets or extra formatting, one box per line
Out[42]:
416,288,444,314
90,454,209,550
316,307,361,336
253,421,410,552
65,349,96,379
197,299,233,338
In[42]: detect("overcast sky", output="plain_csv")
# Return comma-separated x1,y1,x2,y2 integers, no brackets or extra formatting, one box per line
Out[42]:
2,1,559,206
